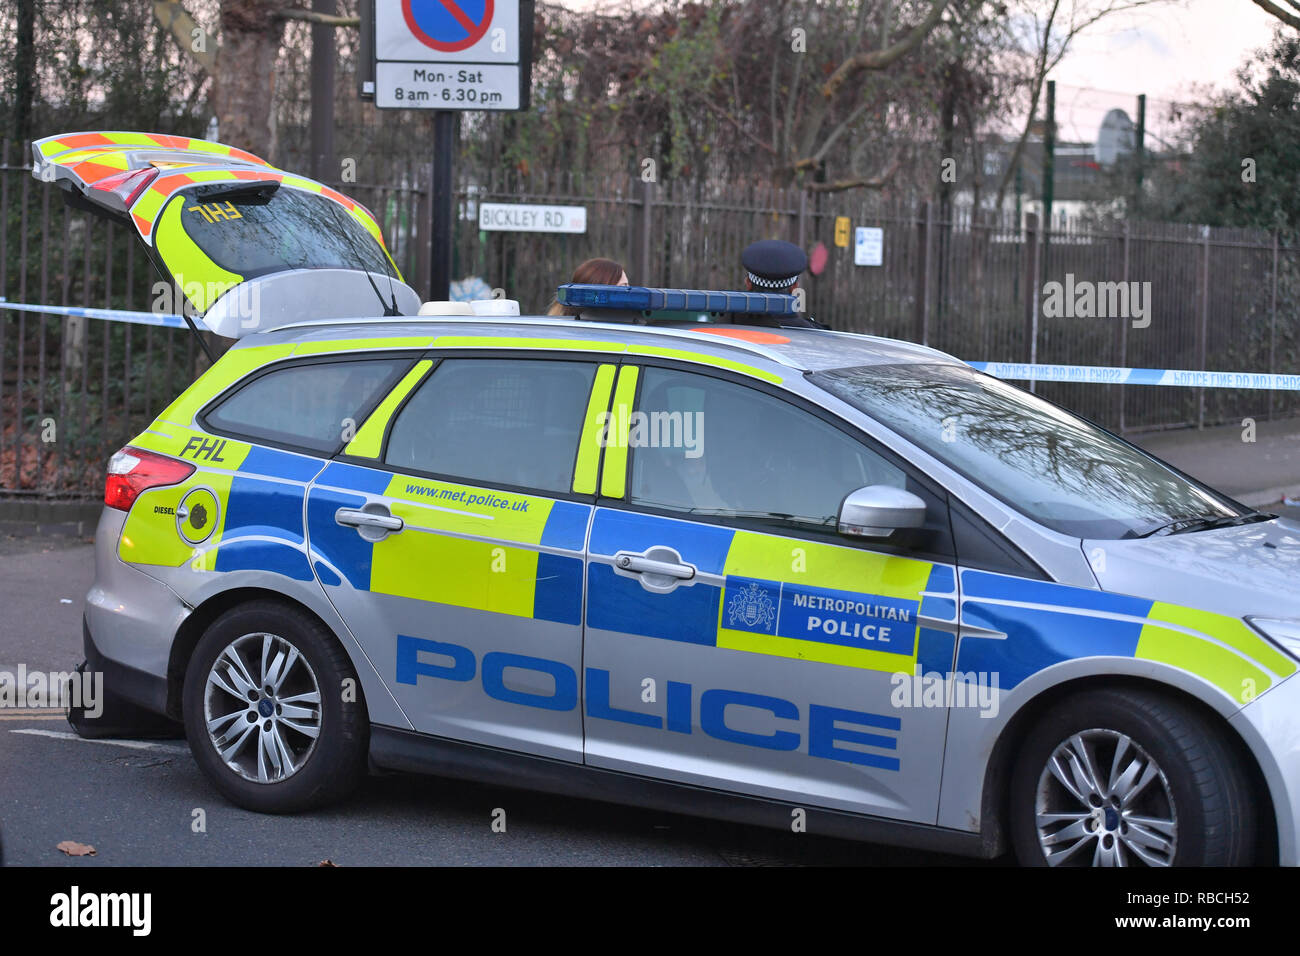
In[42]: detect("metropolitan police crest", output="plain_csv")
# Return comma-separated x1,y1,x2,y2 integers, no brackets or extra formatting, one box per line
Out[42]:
727,582,776,631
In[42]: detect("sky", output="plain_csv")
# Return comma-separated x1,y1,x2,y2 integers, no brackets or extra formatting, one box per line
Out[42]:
551,0,1284,145
1046,0,1281,143
1048,0,1277,98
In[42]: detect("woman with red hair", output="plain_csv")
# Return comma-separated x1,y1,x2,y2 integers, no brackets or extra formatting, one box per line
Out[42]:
547,257,629,315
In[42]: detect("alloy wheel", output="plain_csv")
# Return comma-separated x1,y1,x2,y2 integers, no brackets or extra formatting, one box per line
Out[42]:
202,632,323,784
1034,729,1178,866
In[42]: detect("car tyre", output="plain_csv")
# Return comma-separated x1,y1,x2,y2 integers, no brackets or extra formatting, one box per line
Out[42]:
182,600,368,813
1009,687,1255,866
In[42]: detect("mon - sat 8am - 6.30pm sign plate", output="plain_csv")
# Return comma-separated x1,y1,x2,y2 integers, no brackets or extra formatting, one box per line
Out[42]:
374,0,525,110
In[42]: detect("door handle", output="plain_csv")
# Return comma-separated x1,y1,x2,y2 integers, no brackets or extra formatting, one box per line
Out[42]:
335,506,403,541
614,551,695,580
336,509,403,531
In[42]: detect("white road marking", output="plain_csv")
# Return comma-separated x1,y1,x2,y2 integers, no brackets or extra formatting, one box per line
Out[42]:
10,729,189,753
0,714,66,721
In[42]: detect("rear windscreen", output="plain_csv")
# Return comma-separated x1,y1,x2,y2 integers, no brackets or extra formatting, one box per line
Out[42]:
178,187,398,281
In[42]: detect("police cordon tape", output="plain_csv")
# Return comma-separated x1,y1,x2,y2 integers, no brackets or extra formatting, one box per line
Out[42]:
3,299,1299,390
0,298,186,329
968,361,1300,391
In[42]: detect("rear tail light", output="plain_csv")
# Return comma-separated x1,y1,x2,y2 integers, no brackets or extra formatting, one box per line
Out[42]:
104,446,195,511
89,167,159,211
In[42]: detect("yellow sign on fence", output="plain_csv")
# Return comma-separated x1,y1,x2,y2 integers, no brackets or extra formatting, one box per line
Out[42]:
834,216,851,248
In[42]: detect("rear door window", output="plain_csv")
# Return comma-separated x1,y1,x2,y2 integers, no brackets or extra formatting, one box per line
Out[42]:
385,357,597,495
204,358,411,454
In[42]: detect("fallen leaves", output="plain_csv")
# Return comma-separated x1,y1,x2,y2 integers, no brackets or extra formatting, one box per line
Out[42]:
56,840,96,857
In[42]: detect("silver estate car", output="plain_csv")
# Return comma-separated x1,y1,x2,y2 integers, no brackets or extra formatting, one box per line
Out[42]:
39,131,1300,867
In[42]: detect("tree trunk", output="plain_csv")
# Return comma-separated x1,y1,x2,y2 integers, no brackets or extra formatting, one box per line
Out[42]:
214,0,288,160
15,0,36,152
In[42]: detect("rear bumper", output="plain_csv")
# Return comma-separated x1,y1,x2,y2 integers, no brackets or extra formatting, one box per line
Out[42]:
82,614,169,716
83,506,190,716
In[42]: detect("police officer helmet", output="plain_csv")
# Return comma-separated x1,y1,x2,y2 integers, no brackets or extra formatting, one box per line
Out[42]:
742,239,807,292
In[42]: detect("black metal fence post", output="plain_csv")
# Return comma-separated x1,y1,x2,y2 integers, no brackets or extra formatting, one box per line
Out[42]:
1197,225,1210,429
1022,212,1040,376
913,200,931,346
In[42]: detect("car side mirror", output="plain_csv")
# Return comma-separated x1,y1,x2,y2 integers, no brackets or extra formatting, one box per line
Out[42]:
838,485,927,539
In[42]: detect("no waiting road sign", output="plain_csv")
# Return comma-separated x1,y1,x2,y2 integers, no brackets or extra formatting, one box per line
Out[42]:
367,0,533,111
403,0,494,52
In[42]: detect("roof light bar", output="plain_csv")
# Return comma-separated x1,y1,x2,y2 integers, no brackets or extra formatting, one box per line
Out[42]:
557,284,798,315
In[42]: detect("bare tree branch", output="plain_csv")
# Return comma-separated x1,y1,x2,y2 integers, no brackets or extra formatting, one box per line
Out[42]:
768,2,781,158
792,98,872,171
821,0,951,99
1252,0,1300,29
990,0,1171,212
992,0,1061,211
783,3,806,162
789,0,941,177
806,158,902,192
151,0,217,74
694,95,779,156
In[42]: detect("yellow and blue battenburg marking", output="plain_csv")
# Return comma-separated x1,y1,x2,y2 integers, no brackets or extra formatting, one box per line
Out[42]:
717,532,948,671
586,509,954,681
956,570,1296,704
306,462,591,626
119,424,324,579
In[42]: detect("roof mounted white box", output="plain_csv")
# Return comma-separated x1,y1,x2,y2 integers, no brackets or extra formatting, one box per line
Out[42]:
418,301,474,316
469,299,521,317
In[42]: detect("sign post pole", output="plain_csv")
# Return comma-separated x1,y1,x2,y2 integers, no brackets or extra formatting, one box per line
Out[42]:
431,110,455,301
368,0,533,303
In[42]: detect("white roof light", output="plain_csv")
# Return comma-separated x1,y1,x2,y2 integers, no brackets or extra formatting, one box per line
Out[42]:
418,301,474,316
469,299,521,317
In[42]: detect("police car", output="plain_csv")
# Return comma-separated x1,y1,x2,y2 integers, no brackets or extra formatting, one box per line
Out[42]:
37,132,1300,867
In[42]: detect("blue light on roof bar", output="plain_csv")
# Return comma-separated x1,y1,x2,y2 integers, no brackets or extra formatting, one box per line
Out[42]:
557,284,798,315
